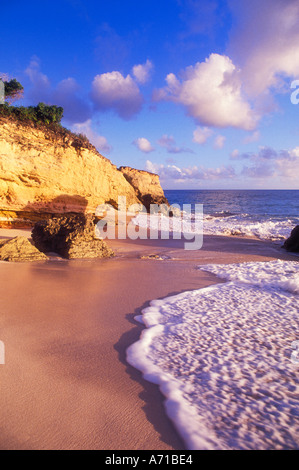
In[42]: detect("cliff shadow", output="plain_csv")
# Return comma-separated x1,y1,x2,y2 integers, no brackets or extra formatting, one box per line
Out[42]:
1,195,90,229
22,194,89,216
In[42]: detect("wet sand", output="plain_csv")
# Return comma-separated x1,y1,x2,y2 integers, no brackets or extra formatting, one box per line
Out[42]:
0,229,297,450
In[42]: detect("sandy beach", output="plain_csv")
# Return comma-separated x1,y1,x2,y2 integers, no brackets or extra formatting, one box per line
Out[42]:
0,228,297,450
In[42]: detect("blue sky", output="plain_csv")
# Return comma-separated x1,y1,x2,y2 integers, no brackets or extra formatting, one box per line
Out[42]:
1,0,299,189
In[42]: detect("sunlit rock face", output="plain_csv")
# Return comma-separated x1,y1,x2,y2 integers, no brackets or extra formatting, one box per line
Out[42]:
0,118,167,227
119,166,169,211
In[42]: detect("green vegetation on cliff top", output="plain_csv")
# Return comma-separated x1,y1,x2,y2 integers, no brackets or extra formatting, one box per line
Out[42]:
0,76,99,154
0,101,64,125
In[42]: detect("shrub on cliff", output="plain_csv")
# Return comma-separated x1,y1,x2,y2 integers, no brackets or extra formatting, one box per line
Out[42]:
34,102,64,124
0,100,104,155
0,102,64,125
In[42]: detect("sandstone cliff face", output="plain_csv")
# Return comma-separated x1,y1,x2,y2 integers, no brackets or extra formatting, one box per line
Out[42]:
119,166,169,210
0,119,167,226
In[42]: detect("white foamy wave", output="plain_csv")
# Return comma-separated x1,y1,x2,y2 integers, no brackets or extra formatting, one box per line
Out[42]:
132,212,294,241
200,259,299,294
127,260,299,450
202,216,294,240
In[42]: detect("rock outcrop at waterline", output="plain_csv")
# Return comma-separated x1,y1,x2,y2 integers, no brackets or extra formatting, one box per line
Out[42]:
0,117,168,227
283,225,299,252
119,166,169,211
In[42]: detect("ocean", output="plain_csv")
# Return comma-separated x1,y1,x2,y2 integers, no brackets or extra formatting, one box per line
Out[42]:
128,189,299,450
164,189,299,240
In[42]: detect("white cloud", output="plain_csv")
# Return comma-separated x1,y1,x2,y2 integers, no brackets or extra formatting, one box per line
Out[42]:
192,126,213,144
213,135,226,149
147,145,299,184
233,145,299,180
273,148,299,179
133,137,155,153
145,160,236,181
132,59,153,84
157,134,194,154
91,71,143,120
228,0,299,96
154,53,258,130
291,147,299,157
157,135,176,149
72,119,111,154
241,162,275,179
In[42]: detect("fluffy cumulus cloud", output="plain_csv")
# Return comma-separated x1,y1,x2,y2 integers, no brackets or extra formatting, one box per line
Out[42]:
192,126,213,145
90,71,144,120
133,137,154,153
145,160,236,182
72,119,111,154
152,1,299,133
132,59,153,84
228,0,299,96
157,134,194,154
153,53,258,130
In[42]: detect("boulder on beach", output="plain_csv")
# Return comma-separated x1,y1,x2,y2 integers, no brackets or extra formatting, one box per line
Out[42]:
0,236,48,262
283,225,299,252
32,213,114,259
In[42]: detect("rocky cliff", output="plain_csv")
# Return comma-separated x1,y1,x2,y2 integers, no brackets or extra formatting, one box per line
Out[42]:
119,166,169,211
0,118,168,227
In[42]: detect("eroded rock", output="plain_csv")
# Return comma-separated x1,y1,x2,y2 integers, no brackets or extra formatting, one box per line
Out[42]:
119,166,169,211
283,225,299,252
0,236,48,262
32,213,114,259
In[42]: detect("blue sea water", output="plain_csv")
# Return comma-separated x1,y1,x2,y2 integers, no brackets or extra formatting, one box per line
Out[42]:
164,189,299,219
163,189,299,240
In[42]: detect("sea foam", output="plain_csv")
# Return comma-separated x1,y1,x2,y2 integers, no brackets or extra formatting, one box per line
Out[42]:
127,260,299,450
133,212,295,241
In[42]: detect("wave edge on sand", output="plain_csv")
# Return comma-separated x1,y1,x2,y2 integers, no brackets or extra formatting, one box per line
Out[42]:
127,260,299,450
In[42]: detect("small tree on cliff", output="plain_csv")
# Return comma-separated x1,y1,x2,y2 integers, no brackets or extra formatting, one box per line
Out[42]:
0,74,63,126
0,74,24,104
